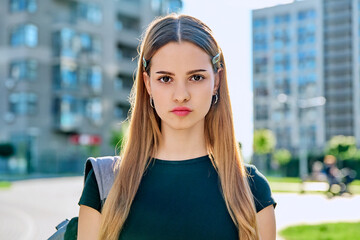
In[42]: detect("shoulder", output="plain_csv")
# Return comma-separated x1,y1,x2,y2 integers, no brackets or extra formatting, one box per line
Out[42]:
244,164,277,213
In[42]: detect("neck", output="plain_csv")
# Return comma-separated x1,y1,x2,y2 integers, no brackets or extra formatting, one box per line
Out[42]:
155,120,207,160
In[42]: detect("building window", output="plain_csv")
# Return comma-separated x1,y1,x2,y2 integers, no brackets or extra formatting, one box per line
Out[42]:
274,53,291,72
116,14,140,32
298,25,315,45
85,98,102,124
298,50,316,69
274,14,291,24
53,63,78,90
254,57,268,74
254,80,268,97
9,59,38,80
274,77,291,95
275,127,292,148
79,66,102,93
253,18,267,28
53,95,81,131
298,74,317,97
298,9,316,21
53,28,102,59
162,0,183,14
253,33,267,51
10,24,38,47
273,29,291,49
9,92,37,115
9,0,37,13
115,103,130,120
75,2,102,25
299,125,316,148
88,66,102,93
255,104,268,120
117,44,137,60
115,74,133,90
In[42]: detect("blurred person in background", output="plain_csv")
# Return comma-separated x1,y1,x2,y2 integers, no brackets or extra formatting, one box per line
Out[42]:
324,154,356,195
77,14,276,240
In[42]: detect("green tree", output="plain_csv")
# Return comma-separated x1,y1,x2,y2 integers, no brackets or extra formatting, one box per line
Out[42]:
253,129,276,173
325,135,357,161
273,149,292,166
253,129,276,155
110,122,129,153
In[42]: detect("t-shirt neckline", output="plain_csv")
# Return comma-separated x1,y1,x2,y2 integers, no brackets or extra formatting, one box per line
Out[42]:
152,155,210,165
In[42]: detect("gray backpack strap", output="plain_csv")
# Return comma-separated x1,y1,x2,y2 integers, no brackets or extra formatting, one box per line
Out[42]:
85,156,120,208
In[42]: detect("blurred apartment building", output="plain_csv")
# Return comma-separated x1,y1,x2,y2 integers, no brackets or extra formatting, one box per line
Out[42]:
252,0,360,156
0,0,182,174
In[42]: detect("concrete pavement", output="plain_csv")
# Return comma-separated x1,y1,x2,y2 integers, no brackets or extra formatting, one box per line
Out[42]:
0,177,83,240
0,177,359,240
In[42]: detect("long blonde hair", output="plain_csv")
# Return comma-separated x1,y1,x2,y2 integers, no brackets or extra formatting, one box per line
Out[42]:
99,14,259,240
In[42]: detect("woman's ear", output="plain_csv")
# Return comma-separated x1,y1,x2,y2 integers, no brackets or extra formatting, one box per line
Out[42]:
143,71,151,95
214,68,222,94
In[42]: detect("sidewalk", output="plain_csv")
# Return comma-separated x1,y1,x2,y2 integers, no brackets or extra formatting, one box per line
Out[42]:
0,177,359,240
274,192,360,239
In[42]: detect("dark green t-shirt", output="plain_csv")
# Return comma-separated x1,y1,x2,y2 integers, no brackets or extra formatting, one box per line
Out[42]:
79,155,276,240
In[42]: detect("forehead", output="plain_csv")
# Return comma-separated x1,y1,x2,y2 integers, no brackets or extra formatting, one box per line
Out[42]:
150,41,212,70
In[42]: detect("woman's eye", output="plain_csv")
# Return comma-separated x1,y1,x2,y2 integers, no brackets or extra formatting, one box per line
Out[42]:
159,76,172,83
191,75,204,82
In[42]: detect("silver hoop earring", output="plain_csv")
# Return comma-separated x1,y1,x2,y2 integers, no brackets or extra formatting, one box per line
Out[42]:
213,93,218,105
150,97,155,108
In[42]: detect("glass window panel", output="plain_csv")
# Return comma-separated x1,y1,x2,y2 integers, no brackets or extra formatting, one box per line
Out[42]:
10,0,37,13
9,59,38,80
85,98,102,123
88,66,102,93
116,14,140,32
117,44,137,60
254,33,267,51
10,24,38,47
253,18,267,28
76,2,102,24
254,57,268,74
53,28,101,58
115,104,130,119
9,92,37,115
298,9,316,21
274,14,291,24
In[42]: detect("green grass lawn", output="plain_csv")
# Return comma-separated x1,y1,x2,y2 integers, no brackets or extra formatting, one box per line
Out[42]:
0,181,11,189
279,222,360,240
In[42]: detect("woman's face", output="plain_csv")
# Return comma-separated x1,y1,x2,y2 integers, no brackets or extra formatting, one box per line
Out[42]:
143,41,220,131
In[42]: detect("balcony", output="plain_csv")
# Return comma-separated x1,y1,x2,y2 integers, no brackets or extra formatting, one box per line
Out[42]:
324,24,352,38
325,88,353,98
324,49,352,58
116,0,140,18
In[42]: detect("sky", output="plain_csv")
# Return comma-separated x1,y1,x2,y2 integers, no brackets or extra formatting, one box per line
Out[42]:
182,0,294,160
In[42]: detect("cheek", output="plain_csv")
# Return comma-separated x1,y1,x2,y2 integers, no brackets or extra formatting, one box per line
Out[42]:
151,87,168,110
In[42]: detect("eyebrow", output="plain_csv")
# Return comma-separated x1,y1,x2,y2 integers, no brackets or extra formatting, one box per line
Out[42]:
155,69,208,75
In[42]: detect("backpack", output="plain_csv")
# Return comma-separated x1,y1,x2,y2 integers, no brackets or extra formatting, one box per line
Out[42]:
47,156,119,240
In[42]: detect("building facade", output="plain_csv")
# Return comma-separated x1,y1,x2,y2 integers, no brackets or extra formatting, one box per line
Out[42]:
252,0,360,157
0,0,182,174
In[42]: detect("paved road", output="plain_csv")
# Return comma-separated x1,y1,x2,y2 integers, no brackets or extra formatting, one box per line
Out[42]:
0,177,359,240
0,177,83,240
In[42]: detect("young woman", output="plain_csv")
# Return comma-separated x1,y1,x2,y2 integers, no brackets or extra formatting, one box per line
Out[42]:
78,14,276,240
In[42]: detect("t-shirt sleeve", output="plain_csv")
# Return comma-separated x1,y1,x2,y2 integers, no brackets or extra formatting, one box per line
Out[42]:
78,168,102,213
246,164,277,213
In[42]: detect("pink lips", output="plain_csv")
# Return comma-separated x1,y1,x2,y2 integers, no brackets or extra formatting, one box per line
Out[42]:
171,107,192,116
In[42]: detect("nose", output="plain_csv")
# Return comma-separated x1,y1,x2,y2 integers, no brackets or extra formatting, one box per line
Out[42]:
172,81,190,103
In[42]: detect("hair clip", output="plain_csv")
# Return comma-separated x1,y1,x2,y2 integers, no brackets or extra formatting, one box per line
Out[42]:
212,53,220,65
142,56,147,69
